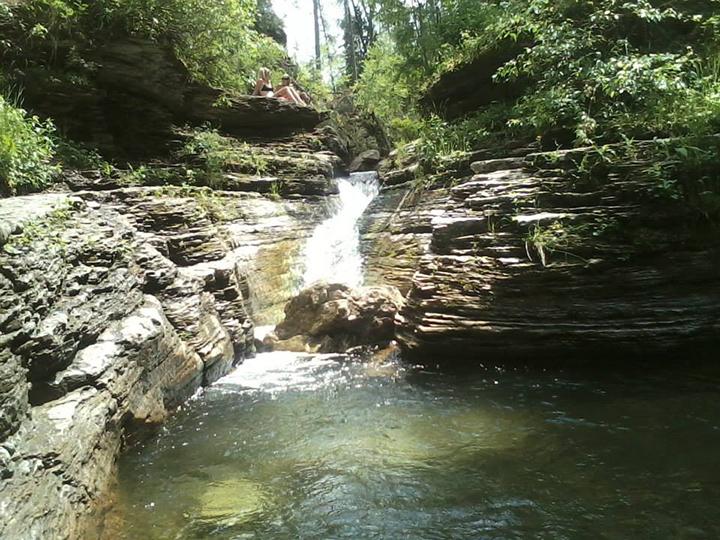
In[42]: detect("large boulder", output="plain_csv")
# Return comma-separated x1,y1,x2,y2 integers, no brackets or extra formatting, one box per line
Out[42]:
349,149,381,173
266,282,405,353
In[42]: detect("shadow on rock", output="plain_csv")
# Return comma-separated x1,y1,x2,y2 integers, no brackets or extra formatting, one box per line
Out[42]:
262,282,404,353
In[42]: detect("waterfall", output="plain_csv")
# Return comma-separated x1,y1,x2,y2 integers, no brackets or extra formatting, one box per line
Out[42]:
301,171,379,289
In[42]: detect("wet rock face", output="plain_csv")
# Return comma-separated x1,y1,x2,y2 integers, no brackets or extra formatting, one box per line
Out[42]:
362,146,720,363
0,348,26,442
267,282,405,353
0,195,216,538
89,186,332,325
360,182,448,294
0,185,330,538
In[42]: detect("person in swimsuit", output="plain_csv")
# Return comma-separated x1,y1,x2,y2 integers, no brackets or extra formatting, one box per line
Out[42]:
253,67,275,97
278,74,312,105
253,68,306,105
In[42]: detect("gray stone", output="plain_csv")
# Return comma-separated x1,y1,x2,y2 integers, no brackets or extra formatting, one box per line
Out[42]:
361,144,720,362
0,193,76,246
270,282,405,353
349,149,381,173
0,349,27,441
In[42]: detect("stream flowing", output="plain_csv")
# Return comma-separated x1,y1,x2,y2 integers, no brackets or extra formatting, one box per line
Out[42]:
301,171,379,288
108,173,720,539
109,358,720,539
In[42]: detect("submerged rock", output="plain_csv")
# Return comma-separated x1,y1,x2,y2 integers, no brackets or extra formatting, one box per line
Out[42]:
195,476,268,523
266,282,405,353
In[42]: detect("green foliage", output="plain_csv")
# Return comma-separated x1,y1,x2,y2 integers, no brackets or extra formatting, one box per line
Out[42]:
55,138,112,172
525,221,576,267
355,38,421,142
178,126,269,186
415,115,473,162
0,95,58,196
555,136,720,220
359,0,720,158
293,63,332,107
1,0,287,91
524,219,615,267
268,179,285,200
486,0,720,144
180,128,232,186
152,184,238,222
116,165,151,187
414,104,522,164
651,139,720,219
254,0,286,46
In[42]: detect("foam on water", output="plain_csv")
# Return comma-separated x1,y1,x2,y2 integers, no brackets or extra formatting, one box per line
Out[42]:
301,171,379,288
212,352,349,395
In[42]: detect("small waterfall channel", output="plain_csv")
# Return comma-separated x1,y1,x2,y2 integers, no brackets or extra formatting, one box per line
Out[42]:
253,171,379,341
301,171,380,288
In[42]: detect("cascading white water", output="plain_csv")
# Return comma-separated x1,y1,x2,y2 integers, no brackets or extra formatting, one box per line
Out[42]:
301,171,379,288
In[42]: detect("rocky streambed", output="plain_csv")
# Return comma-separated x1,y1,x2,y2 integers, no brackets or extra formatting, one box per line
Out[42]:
2,129,720,538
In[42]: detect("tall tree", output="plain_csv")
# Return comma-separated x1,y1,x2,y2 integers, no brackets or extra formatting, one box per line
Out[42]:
343,0,358,82
313,0,322,70
341,0,377,82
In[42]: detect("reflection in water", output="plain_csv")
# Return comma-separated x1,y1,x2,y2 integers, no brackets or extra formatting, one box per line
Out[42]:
108,354,720,539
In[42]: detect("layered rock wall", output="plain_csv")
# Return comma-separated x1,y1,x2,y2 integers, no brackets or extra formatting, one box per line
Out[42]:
9,37,326,159
362,146,720,362
0,182,331,537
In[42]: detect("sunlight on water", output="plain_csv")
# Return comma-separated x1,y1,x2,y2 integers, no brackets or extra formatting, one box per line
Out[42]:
301,172,379,288
104,152,720,540
213,352,351,395
108,355,720,539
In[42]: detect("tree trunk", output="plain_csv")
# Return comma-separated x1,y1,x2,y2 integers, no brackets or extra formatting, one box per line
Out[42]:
313,0,322,70
344,0,358,82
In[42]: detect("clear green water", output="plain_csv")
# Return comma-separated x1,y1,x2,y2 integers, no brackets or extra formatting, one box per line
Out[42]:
108,352,720,539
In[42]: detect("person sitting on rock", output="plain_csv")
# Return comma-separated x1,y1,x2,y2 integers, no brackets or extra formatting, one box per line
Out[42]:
274,73,307,105
253,68,306,106
253,67,275,97
278,74,312,105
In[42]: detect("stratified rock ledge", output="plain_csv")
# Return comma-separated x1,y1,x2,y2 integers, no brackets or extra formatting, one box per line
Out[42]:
361,145,720,363
0,182,333,538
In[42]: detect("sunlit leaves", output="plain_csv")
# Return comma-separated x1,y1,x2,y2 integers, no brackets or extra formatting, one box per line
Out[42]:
2,0,286,91
0,96,58,196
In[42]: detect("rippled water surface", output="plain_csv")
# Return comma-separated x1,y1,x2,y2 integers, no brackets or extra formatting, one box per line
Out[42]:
108,353,720,539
